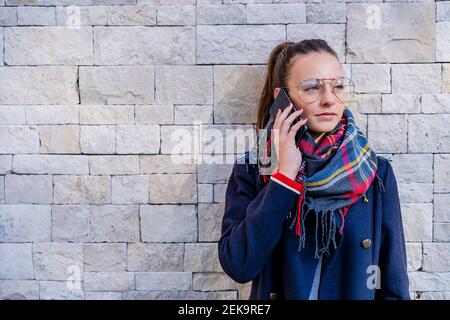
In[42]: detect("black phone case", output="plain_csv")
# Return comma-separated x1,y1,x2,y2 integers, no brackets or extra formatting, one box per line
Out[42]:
266,88,308,144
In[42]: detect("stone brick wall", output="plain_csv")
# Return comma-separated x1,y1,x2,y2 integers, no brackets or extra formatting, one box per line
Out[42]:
0,0,449,300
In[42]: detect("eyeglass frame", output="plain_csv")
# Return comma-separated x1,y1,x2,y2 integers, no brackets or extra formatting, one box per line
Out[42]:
279,76,355,104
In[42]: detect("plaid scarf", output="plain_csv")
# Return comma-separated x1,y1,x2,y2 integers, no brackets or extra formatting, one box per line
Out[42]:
258,107,379,258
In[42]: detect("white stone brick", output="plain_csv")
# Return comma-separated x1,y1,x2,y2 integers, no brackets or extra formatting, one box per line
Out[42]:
157,5,195,25
135,105,173,125
107,5,156,25
135,272,191,291
381,94,420,114
398,183,433,204
198,202,223,242
402,203,433,242
408,115,450,153
84,291,123,300
127,242,184,272
116,125,160,154
140,205,197,242
0,280,39,300
434,223,450,242
198,161,233,184
94,26,195,65
6,0,43,5
0,105,25,124
204,124,255,154
112,175,149,204
197,184,213,203
409,272,450,292
80,125,115,154
33,242,83,281
5,27,92,65
0,67,79,105
122,289,236,300
0,204,51,242
434,154,450,193
437,22,450,62
89,155,139,175
0,243,33,280
139,155,196,174
379,153,433,184
53,175,111,204
0,125,39,154
39,125,80,154
423,243,450,272
437,1,450,22
214,65,266,124
17,6,56,26
80,66,154,105
352,64,391,94
184,243,222,272
91,205,139,242
26,105,79,125
5,174,52,204
196,4,245,25
247,4,306,24
306,3,346,23
352,94,381,114
149,174,197,204
0,176,4,203
13,155,89,175
174,105,213,125
155,66,213,105
160,125,195,155
406,243,422,272
368,115,407,153
80,105,134,125
84,243,127,272
52,205,90,242
421,94,450,113
84,272,135,292
0,155,11,174
39,281,84,300
197,25,285,64
213,184,226,203
0,7,18,26
392,64,441,94
193,272,237,291
435,193,450,223
346,3,435,63
419,291,450,300
56,5,108,26
287,24,346,62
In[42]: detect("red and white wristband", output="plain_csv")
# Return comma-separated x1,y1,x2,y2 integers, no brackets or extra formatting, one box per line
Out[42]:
270,170,304,195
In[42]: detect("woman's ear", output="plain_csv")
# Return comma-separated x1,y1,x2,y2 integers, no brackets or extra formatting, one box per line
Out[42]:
273,87,281,100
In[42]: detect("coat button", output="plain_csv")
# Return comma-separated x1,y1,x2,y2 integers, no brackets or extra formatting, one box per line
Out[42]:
269,292,278,300
361,239,372,249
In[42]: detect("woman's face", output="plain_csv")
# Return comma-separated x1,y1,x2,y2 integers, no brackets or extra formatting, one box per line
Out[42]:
273,52,346,140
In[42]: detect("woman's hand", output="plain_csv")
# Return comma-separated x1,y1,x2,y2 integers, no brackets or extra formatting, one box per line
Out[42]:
272,103,308,180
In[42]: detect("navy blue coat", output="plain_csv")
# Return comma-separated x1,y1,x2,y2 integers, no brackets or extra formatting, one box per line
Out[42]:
218,151,410,300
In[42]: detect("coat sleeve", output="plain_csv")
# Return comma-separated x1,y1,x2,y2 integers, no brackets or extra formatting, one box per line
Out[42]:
218,160,300,284
375,160,411,300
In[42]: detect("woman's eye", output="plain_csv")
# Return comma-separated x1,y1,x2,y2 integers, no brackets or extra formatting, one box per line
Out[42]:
305,87,319,91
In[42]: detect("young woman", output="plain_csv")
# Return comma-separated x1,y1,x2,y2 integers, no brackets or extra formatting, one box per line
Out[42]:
218,39,410,300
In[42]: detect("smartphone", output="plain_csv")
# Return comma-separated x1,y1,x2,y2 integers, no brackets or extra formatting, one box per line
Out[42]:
268,88,308,144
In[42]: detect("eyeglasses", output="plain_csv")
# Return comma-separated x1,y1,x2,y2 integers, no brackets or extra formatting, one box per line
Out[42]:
282,76,354,104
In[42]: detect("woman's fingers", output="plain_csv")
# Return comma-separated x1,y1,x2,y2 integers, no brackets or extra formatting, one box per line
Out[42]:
288,116,308,138
281,108,304,134
273,103,294,129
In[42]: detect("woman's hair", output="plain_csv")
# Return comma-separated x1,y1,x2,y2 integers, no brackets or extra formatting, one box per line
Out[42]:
256,39,339,131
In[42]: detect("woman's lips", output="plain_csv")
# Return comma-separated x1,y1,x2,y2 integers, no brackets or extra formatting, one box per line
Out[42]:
316,113,336,120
